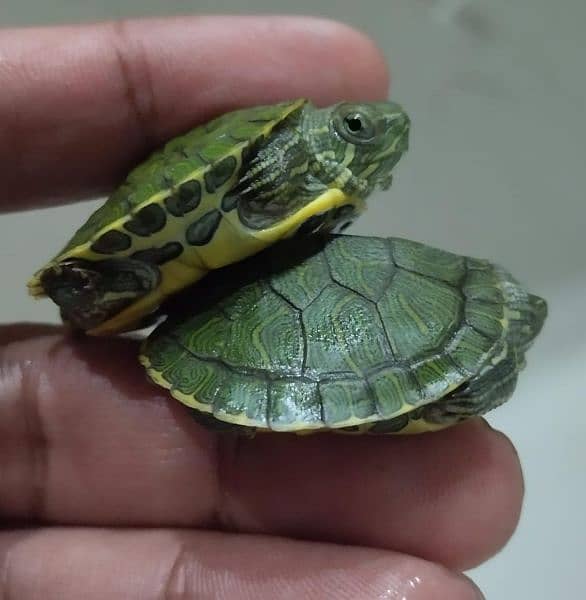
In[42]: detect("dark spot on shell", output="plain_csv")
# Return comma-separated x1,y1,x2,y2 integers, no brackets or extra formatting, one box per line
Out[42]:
124,204,167,236
204,156,237,193
221,193,239,212
91,230,132,254
165,180,202,217
131,242,184,265
186,210,223,246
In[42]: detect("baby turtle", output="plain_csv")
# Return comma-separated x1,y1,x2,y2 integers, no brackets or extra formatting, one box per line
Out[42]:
140,235,547,435
28,99,409,335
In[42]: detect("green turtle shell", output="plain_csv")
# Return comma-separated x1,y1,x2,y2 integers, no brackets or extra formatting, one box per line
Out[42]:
141,235,547,435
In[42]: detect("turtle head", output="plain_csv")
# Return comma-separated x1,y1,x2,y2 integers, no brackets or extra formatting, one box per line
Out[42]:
305,100,410,196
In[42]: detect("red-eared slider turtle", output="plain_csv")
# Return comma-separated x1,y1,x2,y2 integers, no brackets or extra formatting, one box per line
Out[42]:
28,99,410,336
140,235,547,435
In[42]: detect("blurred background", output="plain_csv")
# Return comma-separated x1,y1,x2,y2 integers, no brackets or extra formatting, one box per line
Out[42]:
1,1,583,597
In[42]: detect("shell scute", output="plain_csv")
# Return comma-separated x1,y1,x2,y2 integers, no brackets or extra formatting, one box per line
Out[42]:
368,367,421,416
302,282,390,376
187,361,229,409
225,286,304,376
465,299,505,339
319,379,370,425
376,270,462,361
269,252,331,311
447,324,497,375
213,371,269,425
464,266,504,304
324,235,394,302
412,355,464,401
268,380,322,430
392,237,466,285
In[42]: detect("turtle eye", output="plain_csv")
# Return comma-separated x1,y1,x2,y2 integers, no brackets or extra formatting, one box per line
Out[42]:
344,115,365,133
335,111,376,144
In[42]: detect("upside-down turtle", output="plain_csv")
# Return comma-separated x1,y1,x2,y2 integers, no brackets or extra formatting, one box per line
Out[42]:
28,99,409,336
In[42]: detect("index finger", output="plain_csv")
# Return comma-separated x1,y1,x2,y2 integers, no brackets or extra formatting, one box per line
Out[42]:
0,16,389,212
0,324,523,571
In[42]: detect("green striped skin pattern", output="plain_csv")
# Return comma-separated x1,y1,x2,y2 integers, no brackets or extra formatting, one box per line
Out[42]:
31,99,410,333
141,235,547,435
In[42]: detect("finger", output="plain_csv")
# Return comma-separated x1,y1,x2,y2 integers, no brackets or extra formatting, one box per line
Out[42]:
225,418,523,572
0,324,522,570
0,16,389,212
0,528,484,599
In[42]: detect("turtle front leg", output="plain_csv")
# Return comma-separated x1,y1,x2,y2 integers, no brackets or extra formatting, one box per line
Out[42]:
233,126,328,229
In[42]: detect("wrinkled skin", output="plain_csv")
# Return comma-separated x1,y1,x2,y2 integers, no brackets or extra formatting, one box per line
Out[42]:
0,16,524,599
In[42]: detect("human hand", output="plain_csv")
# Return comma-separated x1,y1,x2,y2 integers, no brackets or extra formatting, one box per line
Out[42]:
0,16,522,598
